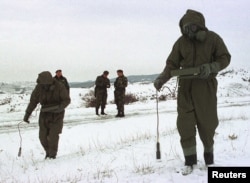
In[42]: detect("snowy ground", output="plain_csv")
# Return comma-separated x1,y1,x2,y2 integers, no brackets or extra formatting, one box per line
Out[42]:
0,68,250,183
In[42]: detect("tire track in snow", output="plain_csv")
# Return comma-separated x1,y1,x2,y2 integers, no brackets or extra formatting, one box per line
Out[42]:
0,99,249,133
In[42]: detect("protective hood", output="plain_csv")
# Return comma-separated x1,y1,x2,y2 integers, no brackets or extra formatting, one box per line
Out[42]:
179,9,207,35
36,71,54,84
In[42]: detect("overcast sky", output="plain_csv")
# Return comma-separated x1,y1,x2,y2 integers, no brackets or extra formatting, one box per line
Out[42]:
1,0,249,82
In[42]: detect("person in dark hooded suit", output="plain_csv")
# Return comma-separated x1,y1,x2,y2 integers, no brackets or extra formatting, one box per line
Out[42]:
23,71,71,159
154,9,230,174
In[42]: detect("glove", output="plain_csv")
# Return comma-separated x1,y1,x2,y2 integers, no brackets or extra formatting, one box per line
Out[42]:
23,112,30,123
199,64,211,79
154,79,163,91
199,62,220,79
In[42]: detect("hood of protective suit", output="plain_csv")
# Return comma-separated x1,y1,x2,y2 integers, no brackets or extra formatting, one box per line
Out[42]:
179,9,207,35
36,71,54,84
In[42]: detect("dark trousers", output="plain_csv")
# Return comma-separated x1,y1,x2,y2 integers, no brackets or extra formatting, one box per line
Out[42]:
114,90,125,113
39,111,64,157
95,90,108,109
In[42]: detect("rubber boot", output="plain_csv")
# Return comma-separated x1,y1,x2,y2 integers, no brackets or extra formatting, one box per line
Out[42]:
115,110,121,117
120,111,125,117
185,154,197,166
95,107,99,115
101,107,107,115
49,155,56,159
204,152,214,165
181,154,197,175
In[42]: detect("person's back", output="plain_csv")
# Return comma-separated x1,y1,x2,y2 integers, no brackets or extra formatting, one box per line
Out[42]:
95,75,110,92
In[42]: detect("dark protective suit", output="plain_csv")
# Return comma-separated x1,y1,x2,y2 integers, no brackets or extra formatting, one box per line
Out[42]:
154,10,231,165
114,75,128,116
24,71,71,158
94,75,110,114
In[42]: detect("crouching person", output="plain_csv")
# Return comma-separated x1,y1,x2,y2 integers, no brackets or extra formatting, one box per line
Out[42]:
23,71,71,159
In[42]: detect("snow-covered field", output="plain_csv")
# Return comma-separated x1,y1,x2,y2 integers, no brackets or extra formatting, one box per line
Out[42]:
0,68,250,183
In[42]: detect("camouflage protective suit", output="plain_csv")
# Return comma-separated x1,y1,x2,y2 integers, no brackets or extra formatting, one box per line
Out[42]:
94,75,110,115
154,10,230,166
24,71,71,159
114,75,128,117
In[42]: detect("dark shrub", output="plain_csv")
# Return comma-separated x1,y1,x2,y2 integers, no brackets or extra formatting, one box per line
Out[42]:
124,93,139,104
82,90,96,108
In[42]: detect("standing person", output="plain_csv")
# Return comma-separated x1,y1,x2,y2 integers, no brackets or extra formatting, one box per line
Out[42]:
23,71,71,159
114,69,128,117
94,71,110,115
154,9,230,174
54,69,70,94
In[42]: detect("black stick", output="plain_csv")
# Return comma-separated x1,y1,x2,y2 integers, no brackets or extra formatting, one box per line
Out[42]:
18,121,23,157
156,90,161,159
18,147,22,157
156,142,161,159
